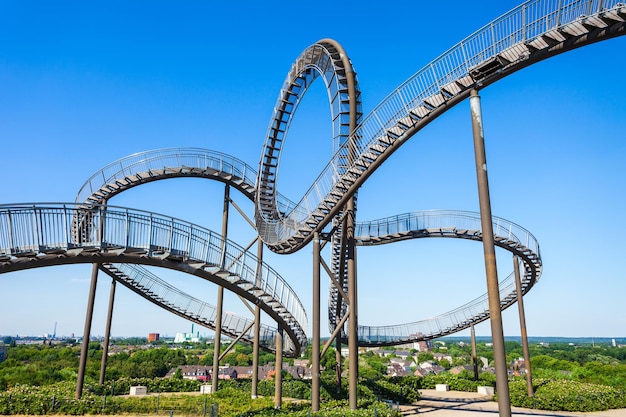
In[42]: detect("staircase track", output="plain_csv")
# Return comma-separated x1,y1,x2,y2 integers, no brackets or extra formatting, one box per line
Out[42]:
350,210,542,346
99,262,292,354
0,203,307,357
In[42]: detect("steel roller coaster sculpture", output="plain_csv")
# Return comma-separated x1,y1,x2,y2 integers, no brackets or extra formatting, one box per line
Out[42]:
1,0,624,382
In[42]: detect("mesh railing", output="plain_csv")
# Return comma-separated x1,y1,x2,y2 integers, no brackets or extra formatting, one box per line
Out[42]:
0,203,307,351
355,210,541,258
75,148,257,204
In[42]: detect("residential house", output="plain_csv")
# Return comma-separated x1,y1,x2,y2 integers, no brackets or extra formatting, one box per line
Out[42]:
165,365,211,381
433,352,453,363
387,363,411,377
413,365,433,377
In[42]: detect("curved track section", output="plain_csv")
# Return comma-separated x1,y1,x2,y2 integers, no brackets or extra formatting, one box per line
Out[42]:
256,0,626,254
73,148,302,353
0,203,307,357
75,147,295,216
255,38,362,249
345,210,542,346
100,262,289,354
76,148,258,205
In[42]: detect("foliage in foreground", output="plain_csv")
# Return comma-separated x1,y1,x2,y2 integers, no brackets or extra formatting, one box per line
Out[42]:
424,373,626,413
418,372,496,392
0,380,404,416
508,378,626,412
4,364,626,414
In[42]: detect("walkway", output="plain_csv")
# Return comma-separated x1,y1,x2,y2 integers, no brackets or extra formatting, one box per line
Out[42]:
399,390,626,417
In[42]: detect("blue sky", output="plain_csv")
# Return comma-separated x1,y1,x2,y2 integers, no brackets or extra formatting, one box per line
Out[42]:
1,1,625,341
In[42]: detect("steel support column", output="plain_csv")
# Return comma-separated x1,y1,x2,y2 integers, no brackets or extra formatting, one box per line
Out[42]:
252,239,263,398
471,323,479,381
346,198,358,410
274,325,283,409
470,89,511,417
99,275,116,385
251,305,261,398
213,184,230,393
344,39,360,411
514,255,533,397
312,232,321,412
212,289,224,392
76,263,99,399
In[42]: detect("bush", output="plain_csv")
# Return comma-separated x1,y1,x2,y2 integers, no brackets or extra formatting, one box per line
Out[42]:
419,374,489,392
508,378,626,412
365,377,419,403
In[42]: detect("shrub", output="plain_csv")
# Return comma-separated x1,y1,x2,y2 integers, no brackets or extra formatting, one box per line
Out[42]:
420,373,488,392
508,378,626,412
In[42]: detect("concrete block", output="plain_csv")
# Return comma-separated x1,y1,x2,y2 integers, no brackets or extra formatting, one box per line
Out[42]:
477,386,495,396
130,386,147,395
435,384,449,392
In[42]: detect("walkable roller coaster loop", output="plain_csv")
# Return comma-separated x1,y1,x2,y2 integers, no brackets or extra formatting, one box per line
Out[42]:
1,0,624,365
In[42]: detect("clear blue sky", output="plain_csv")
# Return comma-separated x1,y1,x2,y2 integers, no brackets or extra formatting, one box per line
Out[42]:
1,1,625,341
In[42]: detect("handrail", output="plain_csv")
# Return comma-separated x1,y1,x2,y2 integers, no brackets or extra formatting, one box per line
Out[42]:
355,210,541,258
0,203,307,353
75,148,258,204
74,147,298,215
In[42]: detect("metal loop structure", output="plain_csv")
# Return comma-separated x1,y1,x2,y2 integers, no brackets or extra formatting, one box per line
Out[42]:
255,0,626,255
0,0,624,359
255,39,362,246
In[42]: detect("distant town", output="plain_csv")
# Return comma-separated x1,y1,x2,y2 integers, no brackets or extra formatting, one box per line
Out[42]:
2,329,624,384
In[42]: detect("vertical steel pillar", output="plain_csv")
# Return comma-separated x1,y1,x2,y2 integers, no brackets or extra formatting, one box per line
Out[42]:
76,263,99,399
513,255,534,397
274,325,283,409
99,276,116,385
251,239,263,398
312,232,321,412
470,89,511,417
346,198,358,410
213,184,230,393
345,40,360,411
212,291,224,392
471,323,479,381
251,305,261,398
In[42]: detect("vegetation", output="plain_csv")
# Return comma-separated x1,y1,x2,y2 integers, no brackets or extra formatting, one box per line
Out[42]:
1,338,626,414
